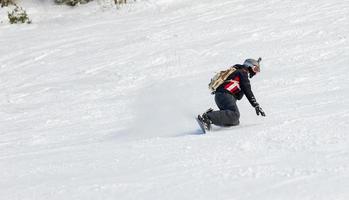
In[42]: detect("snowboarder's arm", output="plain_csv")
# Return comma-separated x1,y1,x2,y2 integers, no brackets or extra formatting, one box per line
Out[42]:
240,73,259,108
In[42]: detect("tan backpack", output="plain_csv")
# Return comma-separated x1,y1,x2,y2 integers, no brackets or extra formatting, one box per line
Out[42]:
208,66,237,93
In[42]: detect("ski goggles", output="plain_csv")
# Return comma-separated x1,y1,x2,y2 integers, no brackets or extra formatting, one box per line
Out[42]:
252,65,260,73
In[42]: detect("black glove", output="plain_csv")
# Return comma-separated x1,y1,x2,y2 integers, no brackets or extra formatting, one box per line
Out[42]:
255,105,266,117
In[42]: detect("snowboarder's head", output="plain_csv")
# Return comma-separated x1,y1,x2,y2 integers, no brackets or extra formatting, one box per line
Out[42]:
243,57,261,78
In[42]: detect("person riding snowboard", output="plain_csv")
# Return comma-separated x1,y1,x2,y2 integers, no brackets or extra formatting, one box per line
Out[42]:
198,58,266,131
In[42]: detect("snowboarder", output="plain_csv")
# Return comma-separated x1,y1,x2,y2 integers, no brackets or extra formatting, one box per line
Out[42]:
198,58,266,131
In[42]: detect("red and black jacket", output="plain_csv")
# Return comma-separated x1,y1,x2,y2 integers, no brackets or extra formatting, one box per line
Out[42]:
216,64,259,107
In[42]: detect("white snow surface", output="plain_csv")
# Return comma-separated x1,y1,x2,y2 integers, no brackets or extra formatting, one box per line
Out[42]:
1,0,349,199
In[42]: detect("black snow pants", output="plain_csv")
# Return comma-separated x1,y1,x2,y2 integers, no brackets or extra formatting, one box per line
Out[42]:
206,92,240,126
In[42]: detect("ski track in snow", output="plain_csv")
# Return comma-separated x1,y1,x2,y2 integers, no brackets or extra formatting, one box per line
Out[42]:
0,0,349,199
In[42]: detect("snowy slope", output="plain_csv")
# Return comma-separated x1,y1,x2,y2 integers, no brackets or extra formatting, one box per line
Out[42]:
0,0,349,199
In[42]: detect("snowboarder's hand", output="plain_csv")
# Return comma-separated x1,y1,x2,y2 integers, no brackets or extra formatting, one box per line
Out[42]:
255,106,266,117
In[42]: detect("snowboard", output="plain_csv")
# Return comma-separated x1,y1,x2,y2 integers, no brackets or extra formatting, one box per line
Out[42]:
196,115,207,134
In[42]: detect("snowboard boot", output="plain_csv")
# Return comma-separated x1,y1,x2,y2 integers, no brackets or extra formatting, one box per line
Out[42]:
202,108,213,131
204,108,214,114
